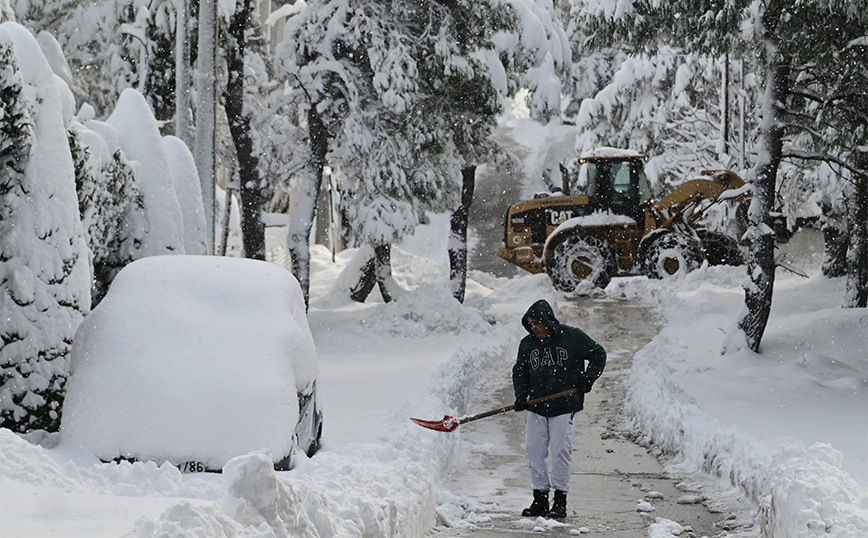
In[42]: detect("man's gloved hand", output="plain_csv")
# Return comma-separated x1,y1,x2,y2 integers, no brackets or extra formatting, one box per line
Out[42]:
579,377,594,393
514,395,529,411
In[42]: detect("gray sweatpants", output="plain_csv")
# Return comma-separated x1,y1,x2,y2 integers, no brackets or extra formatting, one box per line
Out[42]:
525,411,577,492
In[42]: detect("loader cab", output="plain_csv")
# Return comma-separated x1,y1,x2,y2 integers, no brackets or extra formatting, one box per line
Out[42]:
577,155,652,224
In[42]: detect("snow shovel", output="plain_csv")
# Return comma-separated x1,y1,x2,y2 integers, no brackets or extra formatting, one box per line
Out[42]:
410,388,579,433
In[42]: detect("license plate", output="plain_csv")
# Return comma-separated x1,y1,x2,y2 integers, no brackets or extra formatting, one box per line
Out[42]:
178,461,207,473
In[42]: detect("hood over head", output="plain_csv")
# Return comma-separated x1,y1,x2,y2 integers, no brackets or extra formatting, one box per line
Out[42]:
521,299,562,336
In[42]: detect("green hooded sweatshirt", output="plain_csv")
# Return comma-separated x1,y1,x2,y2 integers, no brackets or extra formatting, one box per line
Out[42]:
512,299,607,417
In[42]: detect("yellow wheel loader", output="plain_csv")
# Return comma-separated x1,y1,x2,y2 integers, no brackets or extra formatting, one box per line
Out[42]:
497,148,749,291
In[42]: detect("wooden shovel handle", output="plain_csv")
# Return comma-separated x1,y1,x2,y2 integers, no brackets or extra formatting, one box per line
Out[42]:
459,388,579,425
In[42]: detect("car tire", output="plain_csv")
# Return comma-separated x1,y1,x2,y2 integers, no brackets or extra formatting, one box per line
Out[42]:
697,230,744,266
642,232,705,279
546,234,615,290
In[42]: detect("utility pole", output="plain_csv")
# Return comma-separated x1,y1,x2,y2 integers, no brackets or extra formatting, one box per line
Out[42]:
195,0,218,254
721,52,730,158
174,0,190,143
739,60,746,171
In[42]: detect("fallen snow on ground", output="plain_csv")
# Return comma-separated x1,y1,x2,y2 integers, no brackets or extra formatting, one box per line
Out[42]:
614,236,868,537
0,222,866,537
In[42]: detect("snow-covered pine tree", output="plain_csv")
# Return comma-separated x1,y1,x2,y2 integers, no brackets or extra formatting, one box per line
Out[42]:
773,2,868,307
70,115,147,306
8,0,67,28
568,0,772,349
845,158,867,308
560,2,626,118
0,0,12,22
97,149,147,303
566,0,757,190
337,0,518,303
280,0,570,305
439,0,571,302
0,25,39,431
164,135,208,255
107,88,186,257
256,90,307,216
16,0,131,116
70,124,99,244
41,0,176,121
501,0,571,123
0,23,90,432
243,4,307,219
15,0,180,125
139,0,178,123
279,0,443,306
567,0,866,349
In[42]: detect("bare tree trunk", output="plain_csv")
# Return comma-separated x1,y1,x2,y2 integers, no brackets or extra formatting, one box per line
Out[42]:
225,0,265,260
350,243,393,303
449,166,476,303
288,105,328,309
738,58,790,353
820,201,848,278
844,158,868,308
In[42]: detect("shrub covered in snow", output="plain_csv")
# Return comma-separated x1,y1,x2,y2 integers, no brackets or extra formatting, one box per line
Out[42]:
0,22,90,433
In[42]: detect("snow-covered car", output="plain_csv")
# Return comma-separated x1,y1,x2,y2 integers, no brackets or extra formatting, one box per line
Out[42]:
61,255,323,472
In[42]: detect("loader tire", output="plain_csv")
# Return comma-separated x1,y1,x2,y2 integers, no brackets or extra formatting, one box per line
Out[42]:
697,230,743,266
546,235,615,291
642,232,705,279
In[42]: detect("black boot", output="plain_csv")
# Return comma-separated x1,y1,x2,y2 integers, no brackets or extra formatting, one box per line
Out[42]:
522,490,549,517
548,490,567,518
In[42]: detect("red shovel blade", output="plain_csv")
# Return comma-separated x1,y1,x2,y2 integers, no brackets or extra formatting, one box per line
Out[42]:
410,415,461,432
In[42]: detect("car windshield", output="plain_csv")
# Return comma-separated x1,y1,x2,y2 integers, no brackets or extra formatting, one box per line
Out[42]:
611,162,631,193
579,159,650,203
581,161,599,195
637,167,652,205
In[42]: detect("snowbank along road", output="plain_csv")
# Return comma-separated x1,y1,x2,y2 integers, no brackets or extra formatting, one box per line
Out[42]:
433,296,740,537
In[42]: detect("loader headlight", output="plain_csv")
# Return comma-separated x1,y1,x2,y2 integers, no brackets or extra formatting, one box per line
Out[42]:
512,235,522,245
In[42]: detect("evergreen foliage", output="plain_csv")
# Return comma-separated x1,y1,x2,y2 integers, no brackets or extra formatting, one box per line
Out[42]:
566,3,759,189
70,119,145,305
279,0,568,303
0,32,30,186
14,0,181,123
96,150,146,301
106,88,186,258
0,25,89,432
0,29,39,431
568,0,868,349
